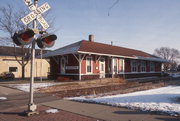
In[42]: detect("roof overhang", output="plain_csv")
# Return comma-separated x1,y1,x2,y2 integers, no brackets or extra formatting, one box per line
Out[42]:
77,51,168,63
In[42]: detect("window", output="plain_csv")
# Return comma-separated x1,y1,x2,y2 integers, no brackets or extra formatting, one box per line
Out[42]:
150,62,155,72
9,67,18,72
141,61,146,72
86,57,92,73
119,59,124,72
114,59,118,73
131,61,138,72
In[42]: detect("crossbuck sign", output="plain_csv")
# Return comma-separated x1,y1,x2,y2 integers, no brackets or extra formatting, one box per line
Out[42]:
21,0,50,30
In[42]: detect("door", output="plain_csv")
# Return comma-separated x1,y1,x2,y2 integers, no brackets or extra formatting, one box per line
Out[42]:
99,58,105,78
61,57,65,74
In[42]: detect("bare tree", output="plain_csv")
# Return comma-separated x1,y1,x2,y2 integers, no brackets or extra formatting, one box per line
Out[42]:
0,4,55,79
154,47,180,71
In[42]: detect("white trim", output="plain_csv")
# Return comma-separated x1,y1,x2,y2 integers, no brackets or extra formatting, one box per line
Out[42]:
78,51,135,59
77,51,167,62
86,56,93,74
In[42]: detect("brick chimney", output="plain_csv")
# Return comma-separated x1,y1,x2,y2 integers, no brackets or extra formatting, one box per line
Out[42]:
89,34,94,42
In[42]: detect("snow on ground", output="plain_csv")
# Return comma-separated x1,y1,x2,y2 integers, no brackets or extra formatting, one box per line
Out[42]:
7,83,60,92
69,86,180,116
170,73,180,78
0,97,7,100
46,109,59,113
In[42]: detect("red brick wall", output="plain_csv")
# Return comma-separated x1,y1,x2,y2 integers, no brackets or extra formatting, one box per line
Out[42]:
81,58,86,74
124,59,162,73
66,54,79,74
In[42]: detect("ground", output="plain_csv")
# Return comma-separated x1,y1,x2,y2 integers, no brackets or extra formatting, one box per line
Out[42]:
0,77,180,121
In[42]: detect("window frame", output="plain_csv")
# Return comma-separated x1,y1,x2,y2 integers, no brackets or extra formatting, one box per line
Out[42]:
131,60,138,72
150,62,155,72
9,67,18,72
86,56,93,74
141,61,146,72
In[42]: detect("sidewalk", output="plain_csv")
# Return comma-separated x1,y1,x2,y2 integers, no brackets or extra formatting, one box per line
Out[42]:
0,85,100,121
42,99,180,121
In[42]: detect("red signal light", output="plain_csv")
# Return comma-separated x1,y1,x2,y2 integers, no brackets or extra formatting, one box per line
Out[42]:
12,29,35,46
36,34,57,48
21,34,29,42
44,38,51,45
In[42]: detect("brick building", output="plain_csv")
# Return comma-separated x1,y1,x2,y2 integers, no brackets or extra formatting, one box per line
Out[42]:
43,35,167,80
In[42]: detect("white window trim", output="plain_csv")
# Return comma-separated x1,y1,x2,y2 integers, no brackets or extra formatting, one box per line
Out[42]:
131,60,138,72
86,56,93,74
140,61,146,72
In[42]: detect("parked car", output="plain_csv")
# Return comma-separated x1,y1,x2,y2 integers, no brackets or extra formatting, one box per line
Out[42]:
0,72,15,80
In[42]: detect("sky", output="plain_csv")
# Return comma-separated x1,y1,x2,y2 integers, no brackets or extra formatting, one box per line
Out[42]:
1,0,180,54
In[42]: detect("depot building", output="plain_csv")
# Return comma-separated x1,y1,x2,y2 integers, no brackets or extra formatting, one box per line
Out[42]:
42,35,167,81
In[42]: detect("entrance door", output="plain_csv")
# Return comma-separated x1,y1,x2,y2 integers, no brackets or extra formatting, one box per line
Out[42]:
99,58,105,78
61,57,65,74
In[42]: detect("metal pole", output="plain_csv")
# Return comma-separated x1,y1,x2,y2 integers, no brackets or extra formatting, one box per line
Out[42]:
28,0,38,113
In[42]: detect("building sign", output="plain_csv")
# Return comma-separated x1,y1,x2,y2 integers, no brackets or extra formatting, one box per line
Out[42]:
65,66,79,70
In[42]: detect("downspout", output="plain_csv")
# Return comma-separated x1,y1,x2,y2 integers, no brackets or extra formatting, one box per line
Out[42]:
123,59,125,79
111,57,114,78
79,54,82,80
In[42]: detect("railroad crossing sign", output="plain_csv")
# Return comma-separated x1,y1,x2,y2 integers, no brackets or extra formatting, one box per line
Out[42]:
21,0,50,30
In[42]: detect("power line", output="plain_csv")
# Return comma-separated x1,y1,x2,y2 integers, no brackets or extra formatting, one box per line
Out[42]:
108,0,120,16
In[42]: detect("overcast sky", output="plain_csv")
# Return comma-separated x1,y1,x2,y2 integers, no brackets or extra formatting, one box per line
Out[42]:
1,0,180,54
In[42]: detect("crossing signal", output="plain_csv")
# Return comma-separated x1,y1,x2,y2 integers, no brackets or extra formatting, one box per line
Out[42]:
36,34,57,48
12,29,35,46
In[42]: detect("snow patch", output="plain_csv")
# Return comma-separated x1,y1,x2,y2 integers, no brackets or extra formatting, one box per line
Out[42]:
7,83,60,92
0,97,7,100
69,86,180,116
46,109,59,113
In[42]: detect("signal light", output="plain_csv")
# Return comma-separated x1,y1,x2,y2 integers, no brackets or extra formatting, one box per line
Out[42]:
12,29,35,46
36,34,57,48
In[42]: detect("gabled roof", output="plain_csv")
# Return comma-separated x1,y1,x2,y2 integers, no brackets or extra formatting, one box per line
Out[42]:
42,40,167,62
